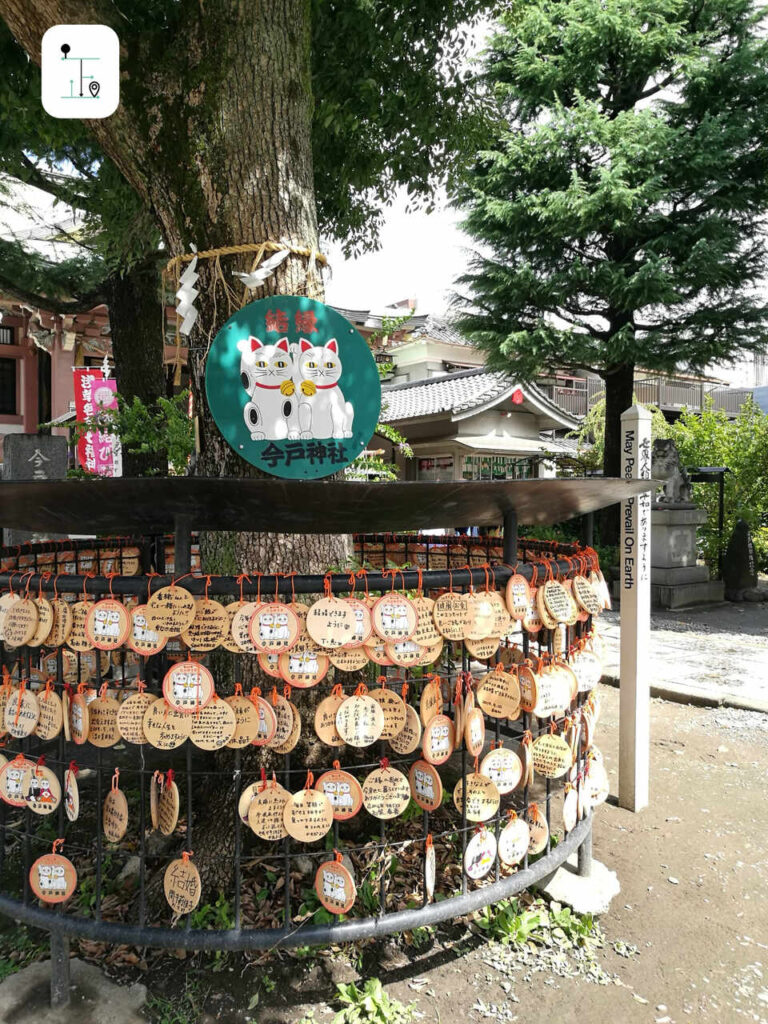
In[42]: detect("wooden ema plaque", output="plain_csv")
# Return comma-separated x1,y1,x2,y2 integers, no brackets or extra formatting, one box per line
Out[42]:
3,598,39,648
410,596,440,647
415,636,442,665
498,815,529,866
505,574,531,621
432,591,470,641
142,700,193,749
30,846,77,904
190,698,237,750
464,635,501,662
385,639,424,668
335,687,385,748
103,771,128,842
230,602,261,654
362,639,393,667
532,732,573,779
464,828,497,880
329,646,369,672
362,764,410,820
560,580,581,626
278,638,329,688
522,590,543,634
0,756,35,807
421,714,454,766
224,694,261,748
531,667,571,719
162,661,214,713
268,692,295,748
34,688,63,741
464,706,486,759
341,597,373,648
85,599,131,651
315,767,363,821
127,604,167,656
465,592,496,641
144,585,196,636
283,785,333,842
419,678,443,726
249,602,300,654
248,781,290,840
28,597,54,647
368,686,407,739
476,667,520,720
257,651,282,678
48,599,73,647
181,598,230,652
453,772,500,822
252,694,278,746
315,856,356,915
388,702,422,755
573,575,602,617
408,759,442,812
563,785,578,833
5,687,40,739
117,692,157,744
425,836,436,902
164,854,201,916
525,804,549,855
585,755,609,807
488,590,511,636
518,663,538,713
572,650,602,694
0,592,20,640
481,746,523,795
314,690,345,747
306,596,356,649
371,593,417,642
221,601,245,653
20,764,61,815
87,692,121,748
158,775,180,835
64,768,79,822
271,699,301,754
535,586,558,630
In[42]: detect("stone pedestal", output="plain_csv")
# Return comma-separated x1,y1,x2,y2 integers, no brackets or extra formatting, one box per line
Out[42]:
650,503,724,608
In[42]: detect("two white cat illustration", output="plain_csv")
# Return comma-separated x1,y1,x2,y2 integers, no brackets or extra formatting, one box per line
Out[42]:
237,335,354,442
258,611,291,644
38,863,67,894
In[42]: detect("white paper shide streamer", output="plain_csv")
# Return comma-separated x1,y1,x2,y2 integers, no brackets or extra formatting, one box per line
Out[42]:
234,249,291,290
175,250,200,336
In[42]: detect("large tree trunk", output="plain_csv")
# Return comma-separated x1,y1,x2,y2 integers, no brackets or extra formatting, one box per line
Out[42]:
104,262,167,476
600,361,635,545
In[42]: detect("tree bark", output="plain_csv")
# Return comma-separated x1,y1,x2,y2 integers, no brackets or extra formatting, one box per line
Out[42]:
103,262,167,476
600,361,635,546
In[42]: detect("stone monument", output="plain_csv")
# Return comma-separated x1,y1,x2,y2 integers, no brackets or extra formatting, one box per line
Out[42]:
722,519,765,602
650,439,724,608
2,433,68,545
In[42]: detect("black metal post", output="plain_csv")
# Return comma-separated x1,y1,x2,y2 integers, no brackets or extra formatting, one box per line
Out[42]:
50,931,70,1007
174,514,192,574
502,509,518,564
582,512,594,549
577,816,592,877
718,472,725,580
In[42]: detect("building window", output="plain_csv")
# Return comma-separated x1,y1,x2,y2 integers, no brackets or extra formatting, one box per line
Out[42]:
462,455,533,481
418,456,454,482
0,327,14,346
0,358,17,414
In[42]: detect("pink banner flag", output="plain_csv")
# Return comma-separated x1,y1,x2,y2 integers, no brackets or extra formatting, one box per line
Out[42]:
72,368,123,477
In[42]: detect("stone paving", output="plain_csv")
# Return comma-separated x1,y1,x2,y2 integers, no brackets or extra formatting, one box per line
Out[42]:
598,595,768,710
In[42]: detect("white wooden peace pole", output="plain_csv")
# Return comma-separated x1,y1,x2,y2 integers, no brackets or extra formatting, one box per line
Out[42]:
618,404,652,812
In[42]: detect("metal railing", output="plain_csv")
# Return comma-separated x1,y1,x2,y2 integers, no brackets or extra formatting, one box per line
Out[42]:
538,376,754,418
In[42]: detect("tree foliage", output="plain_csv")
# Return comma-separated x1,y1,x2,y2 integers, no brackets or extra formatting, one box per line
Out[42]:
669,398,768,572
454,0,768,477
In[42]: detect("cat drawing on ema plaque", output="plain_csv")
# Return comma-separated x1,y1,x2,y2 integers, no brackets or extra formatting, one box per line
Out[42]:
296,338,353,440
237,336,299,441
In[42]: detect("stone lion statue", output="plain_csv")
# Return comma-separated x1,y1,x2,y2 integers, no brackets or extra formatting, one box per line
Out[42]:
652,438,693,504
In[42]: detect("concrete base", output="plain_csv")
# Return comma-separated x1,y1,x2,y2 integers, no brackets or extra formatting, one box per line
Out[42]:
651,564,710,586
0,959,146,1023
651,579,725,609
538,854,620,916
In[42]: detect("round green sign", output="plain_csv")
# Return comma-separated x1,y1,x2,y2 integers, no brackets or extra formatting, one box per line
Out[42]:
205,296,381,479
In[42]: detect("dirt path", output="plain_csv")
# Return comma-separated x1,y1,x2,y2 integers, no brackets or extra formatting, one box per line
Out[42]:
268,686,768,1024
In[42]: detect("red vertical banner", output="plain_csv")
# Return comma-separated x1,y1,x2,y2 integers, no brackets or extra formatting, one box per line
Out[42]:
72,369,123,477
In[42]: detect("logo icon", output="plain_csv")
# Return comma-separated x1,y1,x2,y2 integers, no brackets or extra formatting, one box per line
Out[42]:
41,25,119,119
